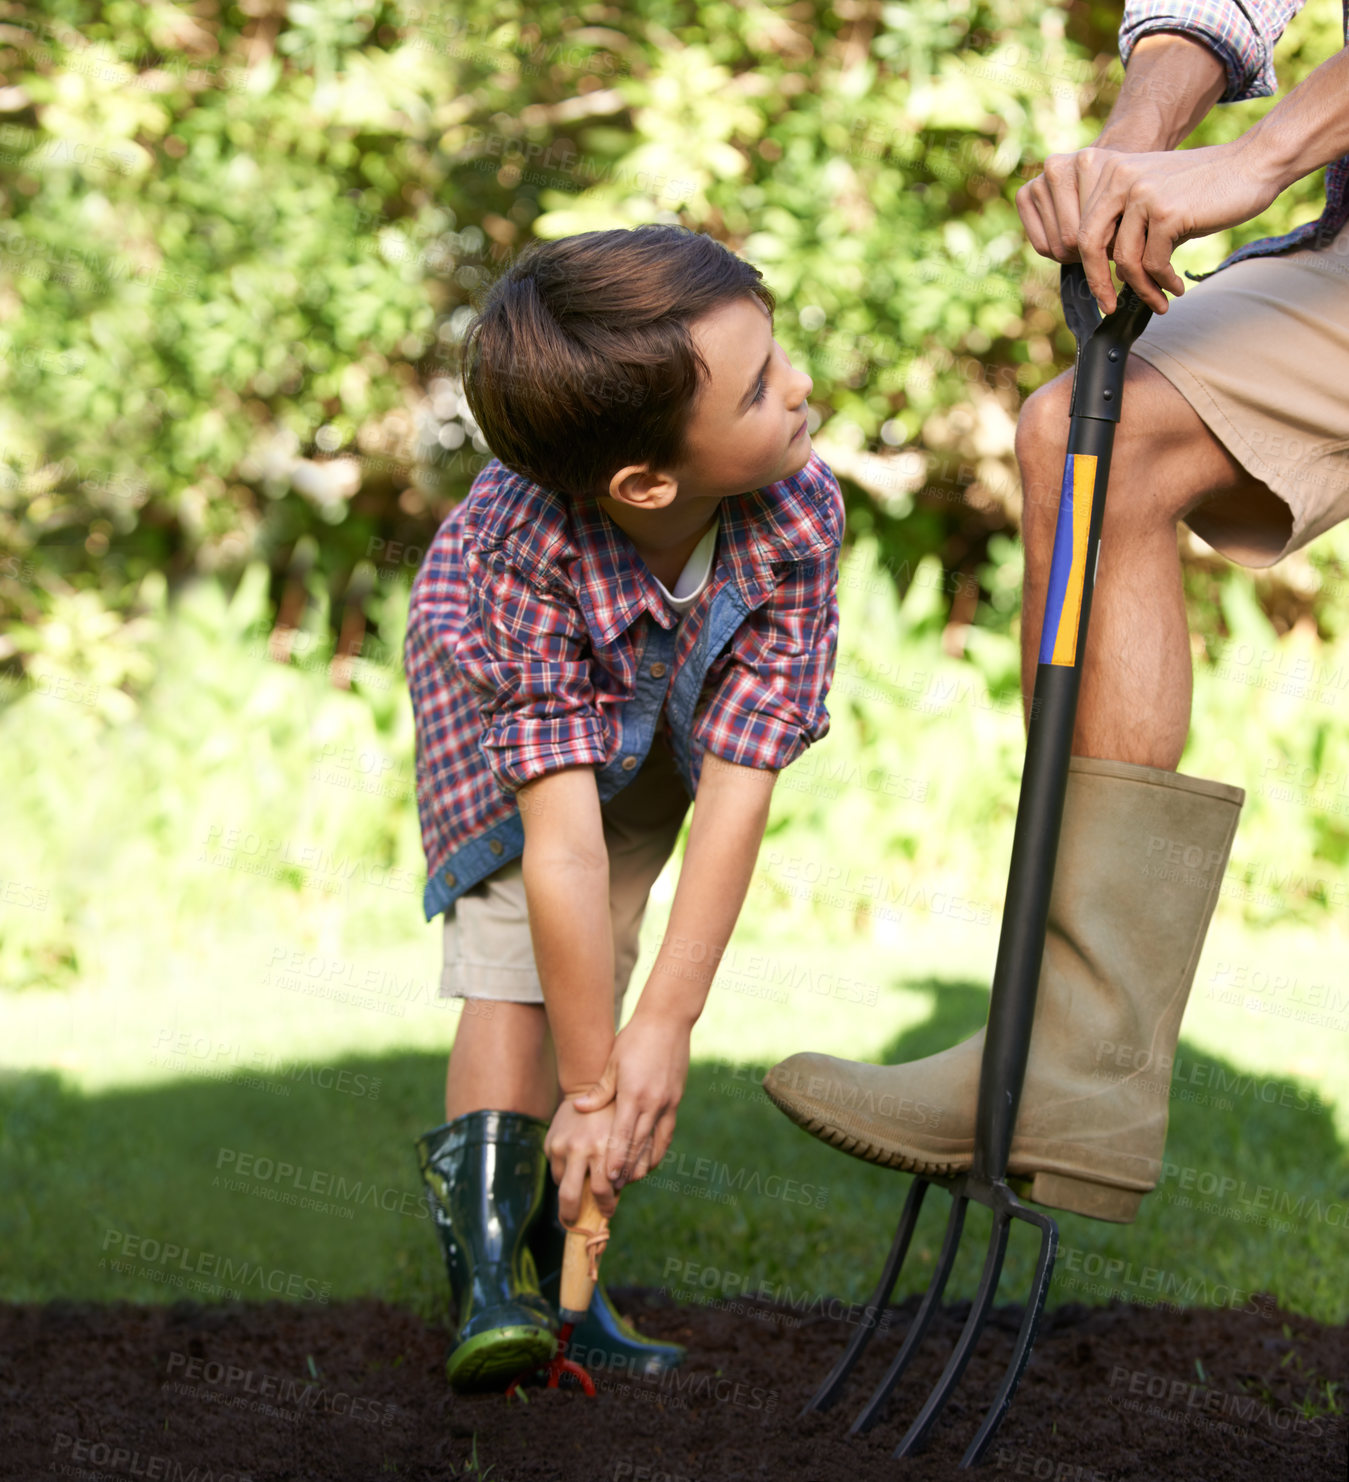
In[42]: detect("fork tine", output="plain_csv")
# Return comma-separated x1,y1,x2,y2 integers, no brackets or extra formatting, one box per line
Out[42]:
849,1186,969,1436
893,1208,1011,1458
960,1204,1058,1468
801,1176,929,1416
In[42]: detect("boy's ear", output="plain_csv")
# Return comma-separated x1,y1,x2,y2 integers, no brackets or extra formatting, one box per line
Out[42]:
606,463,679,510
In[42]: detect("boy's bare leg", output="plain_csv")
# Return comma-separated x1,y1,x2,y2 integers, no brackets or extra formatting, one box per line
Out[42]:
444,1001,559,1122
1017,358,1289,769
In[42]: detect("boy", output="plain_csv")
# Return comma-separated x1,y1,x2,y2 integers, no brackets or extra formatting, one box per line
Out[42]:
404,224,844,1391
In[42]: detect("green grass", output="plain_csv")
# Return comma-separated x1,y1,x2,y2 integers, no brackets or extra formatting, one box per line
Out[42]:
2,543,1347,1328
2,903,1345,1325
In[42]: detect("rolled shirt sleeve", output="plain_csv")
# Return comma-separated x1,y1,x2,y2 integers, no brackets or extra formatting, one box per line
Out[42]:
453,545,612,794
691,475,843,779
1119,0,1305,102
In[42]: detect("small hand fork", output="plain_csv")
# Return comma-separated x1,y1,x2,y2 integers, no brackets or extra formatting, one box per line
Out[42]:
506,1179,610,1399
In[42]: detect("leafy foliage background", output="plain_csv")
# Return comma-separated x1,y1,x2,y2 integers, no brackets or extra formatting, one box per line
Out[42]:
2,0,1345,628
1,0,1346,973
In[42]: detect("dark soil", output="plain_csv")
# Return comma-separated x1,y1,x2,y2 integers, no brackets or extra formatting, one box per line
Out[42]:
3,1290,1344,1481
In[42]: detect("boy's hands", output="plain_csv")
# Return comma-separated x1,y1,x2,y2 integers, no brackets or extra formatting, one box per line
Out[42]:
540,750,772,1220
545,1099,621,1224
573,1009,692,1186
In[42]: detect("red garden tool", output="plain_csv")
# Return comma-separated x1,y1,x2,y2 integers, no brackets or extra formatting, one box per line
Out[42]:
782,263,1152,1466
506,1177,611,1398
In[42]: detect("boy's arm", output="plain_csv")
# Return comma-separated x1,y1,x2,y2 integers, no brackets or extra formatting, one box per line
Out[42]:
637,752,777,1027
688,457,844,772
452,544,617,1094
453,542,611,793
573,752,778,1182
450,544,633,1215
523,753,775,1213
577,459,846,1182
515,763,615,1097
517,763,631,1219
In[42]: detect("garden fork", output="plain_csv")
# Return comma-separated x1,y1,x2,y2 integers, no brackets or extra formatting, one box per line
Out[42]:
794,263,1152,1467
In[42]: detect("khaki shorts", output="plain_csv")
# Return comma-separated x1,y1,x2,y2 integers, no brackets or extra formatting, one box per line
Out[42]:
1129,218,1349,567
440,723,691,1020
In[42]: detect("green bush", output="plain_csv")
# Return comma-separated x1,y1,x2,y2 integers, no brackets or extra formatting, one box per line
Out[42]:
2,3,1345,966
1,0,1343,647
4,530,1345,1004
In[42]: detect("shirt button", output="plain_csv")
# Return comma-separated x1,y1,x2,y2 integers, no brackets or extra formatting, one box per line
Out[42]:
488,839,504,856
649,662,667,678
621,755,638,771
443,870,456,887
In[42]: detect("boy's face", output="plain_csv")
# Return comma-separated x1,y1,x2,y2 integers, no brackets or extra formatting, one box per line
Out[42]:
604,296,814,511
673,295,815,498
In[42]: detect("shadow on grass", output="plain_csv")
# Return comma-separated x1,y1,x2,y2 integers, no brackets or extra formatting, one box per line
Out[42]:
1,976,1344,1330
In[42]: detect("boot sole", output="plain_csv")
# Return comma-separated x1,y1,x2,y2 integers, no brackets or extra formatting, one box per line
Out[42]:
767,1094,965,1177
446,1326,558,1392
771,1096,1144,1224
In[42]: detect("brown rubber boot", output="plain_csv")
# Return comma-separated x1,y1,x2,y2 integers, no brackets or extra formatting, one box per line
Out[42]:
763,757,1244,1223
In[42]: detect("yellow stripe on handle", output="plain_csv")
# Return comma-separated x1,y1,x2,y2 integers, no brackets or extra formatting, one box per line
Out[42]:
1049,454,1098,667
560,1178,611,1318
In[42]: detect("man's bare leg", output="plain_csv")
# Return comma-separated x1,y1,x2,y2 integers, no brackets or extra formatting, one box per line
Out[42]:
1017,358,1289,769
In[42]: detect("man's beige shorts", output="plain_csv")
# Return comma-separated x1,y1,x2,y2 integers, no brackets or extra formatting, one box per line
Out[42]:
440,723,691,1020
1129,218,1349,567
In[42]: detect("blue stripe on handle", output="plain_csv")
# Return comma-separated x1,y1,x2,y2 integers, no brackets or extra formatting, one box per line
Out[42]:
1037,455,1078,666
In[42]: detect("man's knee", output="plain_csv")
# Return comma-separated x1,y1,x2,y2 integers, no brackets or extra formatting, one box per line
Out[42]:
1017,358,1215,551
1016,373,1073,549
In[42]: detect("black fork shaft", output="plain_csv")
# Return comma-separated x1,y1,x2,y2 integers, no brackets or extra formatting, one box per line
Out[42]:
972,274,1153,1181
794,266,1154,1469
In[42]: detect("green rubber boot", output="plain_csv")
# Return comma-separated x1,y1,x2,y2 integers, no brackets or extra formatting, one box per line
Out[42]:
416,1110,558,1392
529,1175,684,1380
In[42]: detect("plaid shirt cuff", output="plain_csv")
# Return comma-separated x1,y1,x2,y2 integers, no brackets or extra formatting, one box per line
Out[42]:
702,704,827,775
1119,2,1277,102
479,714,611,794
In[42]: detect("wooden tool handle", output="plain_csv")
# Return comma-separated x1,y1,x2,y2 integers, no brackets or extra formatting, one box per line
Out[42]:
559,1177,611,1320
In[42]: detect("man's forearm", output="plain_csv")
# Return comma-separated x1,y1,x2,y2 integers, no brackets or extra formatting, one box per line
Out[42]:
1240,46,1349,194
1097,32,1227,153
635,753,777,1029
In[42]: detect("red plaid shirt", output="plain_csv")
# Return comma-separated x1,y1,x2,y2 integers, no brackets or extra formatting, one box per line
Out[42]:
405,451,844,921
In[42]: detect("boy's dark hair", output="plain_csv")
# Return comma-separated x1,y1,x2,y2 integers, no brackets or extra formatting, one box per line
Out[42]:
461,224,775,499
